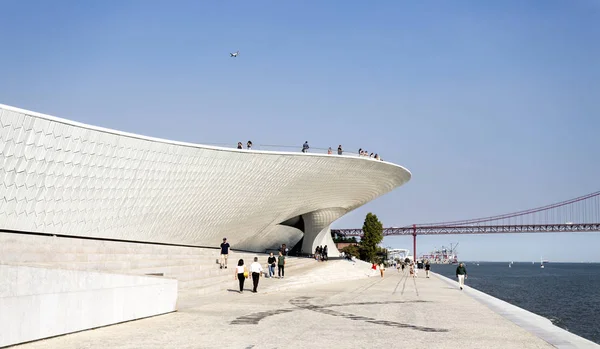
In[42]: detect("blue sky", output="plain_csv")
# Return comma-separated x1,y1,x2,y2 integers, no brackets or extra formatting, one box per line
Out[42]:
1,0,599,262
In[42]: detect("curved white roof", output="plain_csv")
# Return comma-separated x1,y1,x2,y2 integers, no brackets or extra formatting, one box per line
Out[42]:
0,104,411,253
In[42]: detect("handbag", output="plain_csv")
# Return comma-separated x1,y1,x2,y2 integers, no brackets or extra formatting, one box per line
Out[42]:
243,267,249,278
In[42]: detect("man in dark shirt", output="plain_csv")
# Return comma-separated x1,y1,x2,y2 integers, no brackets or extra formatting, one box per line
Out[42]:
267,252,276,278
456,263,467,290
302,141,309,153
425,261,431,278
220,238,230,269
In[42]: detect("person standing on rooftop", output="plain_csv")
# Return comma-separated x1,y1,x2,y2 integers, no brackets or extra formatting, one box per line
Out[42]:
327,147,332,154
247,141,252,150
302,141,309,153
456,262,467,290
337,145,343,155
237,142,243,149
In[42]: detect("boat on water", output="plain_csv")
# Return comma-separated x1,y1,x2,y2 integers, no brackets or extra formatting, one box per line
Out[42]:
420,243,459,264
540,256,548,268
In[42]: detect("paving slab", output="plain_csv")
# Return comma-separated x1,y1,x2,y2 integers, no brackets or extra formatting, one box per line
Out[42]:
12,263,571,349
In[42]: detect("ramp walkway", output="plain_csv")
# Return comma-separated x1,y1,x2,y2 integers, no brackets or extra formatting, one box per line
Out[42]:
0,233,316,296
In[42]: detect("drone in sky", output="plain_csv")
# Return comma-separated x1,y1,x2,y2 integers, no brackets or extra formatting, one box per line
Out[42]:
230,51,239,57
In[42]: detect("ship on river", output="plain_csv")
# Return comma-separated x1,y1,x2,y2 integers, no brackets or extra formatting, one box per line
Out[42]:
421,243,459,264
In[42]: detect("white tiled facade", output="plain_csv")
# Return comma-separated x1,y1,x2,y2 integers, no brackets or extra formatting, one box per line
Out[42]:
0,104,411,255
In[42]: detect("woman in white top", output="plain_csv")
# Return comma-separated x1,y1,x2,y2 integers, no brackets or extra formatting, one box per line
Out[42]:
234,259,248,293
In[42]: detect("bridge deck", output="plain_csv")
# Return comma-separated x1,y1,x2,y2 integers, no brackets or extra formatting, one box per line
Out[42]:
333,223,600,236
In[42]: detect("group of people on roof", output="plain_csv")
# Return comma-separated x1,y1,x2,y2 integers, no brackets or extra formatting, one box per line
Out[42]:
233,141,382,160
358,148,382,160
237,141,252,149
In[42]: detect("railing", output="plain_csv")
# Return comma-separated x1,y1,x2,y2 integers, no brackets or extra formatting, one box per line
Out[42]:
197,142,385,160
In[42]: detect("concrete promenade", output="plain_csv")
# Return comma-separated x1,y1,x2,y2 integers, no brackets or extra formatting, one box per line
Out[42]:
12,261,598,349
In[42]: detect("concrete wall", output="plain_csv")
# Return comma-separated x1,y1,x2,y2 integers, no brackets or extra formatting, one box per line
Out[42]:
0,264,178,347
0,104,411,252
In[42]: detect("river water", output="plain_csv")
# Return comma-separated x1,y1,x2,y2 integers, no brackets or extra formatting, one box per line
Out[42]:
432,262,600,344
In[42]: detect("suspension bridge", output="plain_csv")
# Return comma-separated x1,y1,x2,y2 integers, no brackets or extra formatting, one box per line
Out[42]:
331,190,600,260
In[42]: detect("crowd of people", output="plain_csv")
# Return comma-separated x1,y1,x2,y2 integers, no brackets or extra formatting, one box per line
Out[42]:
358,148,382,161
221,238,468,293
221,239,290,294
233,141,383,160
313,245,328,261
391,259,431,278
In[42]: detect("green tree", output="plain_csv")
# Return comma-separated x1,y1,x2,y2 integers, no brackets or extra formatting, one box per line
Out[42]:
340,244,360,258
359,213,384,263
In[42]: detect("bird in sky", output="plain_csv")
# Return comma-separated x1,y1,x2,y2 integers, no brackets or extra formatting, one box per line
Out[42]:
230,51,239,57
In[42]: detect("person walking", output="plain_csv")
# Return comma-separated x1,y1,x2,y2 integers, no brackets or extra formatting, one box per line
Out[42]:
267,252,276,278
250,257,263,293
277,251,286,278
425,261,431,278
220,238,230,269
456,262,468,290
379,262,385,278
414,261,419,277
234,259,248,293
370,262,377,277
